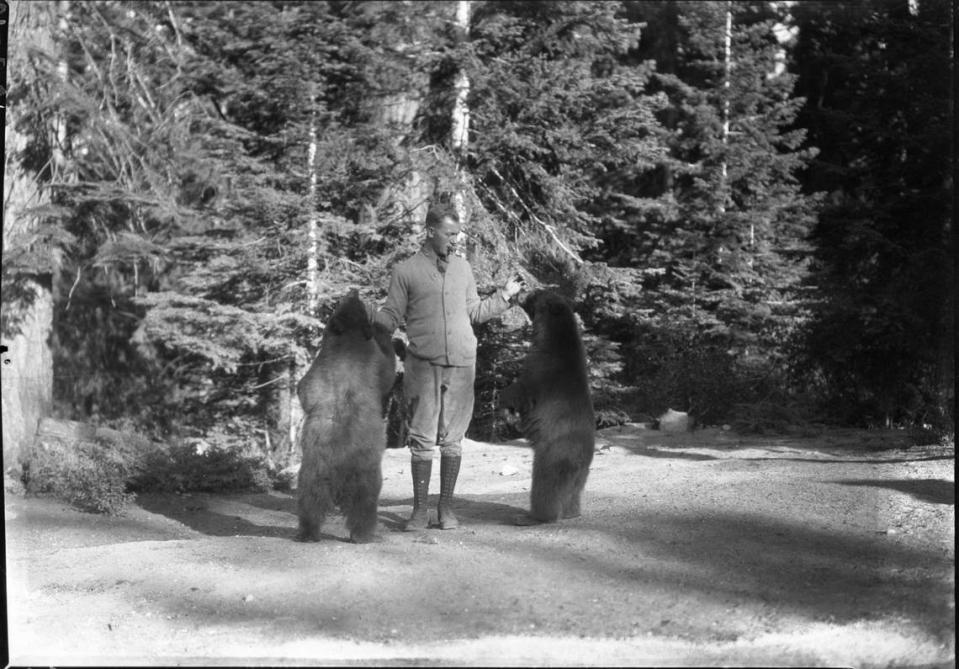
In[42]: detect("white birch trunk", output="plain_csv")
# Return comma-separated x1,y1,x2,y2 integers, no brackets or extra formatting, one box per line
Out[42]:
719,0,732,217
289,89,320,463
306,99,320,315
450,0,471,229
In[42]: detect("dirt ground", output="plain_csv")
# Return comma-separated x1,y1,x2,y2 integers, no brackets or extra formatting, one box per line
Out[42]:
4,426,955,667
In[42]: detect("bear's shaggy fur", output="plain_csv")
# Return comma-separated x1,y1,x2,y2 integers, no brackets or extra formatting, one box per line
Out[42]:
498,290,595,524
296,291,396,543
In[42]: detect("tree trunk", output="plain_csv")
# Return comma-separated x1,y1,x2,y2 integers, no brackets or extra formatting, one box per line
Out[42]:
367,81,433,232
450,0,471,226
719,0,732,217
290,87,321,459
306,85,321,316
2,0,57,475
288,359,304,464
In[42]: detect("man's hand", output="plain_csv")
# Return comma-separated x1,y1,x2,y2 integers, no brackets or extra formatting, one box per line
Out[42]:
501,277,523,302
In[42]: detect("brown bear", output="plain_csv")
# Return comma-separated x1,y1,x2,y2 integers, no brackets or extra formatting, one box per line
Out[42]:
498,290,595,525
295,291,396,543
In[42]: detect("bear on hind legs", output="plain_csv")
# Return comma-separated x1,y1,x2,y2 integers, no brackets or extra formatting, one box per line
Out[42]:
295,291,396,543
498,290,595,525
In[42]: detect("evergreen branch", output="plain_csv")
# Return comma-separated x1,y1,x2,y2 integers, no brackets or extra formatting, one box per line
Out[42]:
65,266,83,312
249,375,287,390
488,166,583,266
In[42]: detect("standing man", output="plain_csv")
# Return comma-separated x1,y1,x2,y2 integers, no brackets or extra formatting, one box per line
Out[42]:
373,203,522,530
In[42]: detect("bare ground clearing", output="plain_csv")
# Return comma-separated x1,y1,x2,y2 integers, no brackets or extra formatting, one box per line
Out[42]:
4,426,955,667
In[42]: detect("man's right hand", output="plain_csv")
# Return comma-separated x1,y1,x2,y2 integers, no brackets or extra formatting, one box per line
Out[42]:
502,277,523,301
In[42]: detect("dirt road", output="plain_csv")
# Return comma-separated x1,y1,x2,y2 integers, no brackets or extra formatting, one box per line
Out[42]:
4,426,955,667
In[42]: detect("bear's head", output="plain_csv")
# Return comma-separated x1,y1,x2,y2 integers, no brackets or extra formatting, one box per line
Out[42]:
326,290,373,340
522,290,578,342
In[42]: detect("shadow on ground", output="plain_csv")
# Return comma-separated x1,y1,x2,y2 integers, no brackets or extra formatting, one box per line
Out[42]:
461,504,956,643
378,495,527,529
135,490,528,539
603,443,720,461
127,495,955,648
834,478,955,505
136,493,300,540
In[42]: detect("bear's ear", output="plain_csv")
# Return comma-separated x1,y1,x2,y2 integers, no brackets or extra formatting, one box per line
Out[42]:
520,291,538,319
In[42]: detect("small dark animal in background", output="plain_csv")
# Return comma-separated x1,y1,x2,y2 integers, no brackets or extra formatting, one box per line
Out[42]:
385,337,414,450
498,290,595,524
296,291,396,543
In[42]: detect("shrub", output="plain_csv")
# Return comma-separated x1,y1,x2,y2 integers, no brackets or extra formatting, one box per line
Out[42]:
130,439,272,493
23,438,136,515
729,398,822,436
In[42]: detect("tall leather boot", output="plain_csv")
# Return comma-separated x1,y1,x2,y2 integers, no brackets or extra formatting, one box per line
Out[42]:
437,455,461,530
404,458,432,531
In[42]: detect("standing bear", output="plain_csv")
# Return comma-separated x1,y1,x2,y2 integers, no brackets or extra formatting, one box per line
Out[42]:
498,290,595,525
296,290,397,543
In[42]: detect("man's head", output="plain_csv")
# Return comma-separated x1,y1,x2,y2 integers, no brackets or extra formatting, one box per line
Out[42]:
424,204,462,259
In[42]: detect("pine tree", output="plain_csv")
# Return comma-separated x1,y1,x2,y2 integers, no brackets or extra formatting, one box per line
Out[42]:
794,0,954,428
617,0,818,422
2,1,60,468
463,0,674,431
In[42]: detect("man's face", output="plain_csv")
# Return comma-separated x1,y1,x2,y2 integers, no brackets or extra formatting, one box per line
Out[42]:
428,216,462,258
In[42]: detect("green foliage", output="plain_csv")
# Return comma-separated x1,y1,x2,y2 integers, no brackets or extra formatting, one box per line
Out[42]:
131,439,272,494
22,0,950,465
582,1,820,422
24,438,136,515
793,0,954,428
469,0,665,271
729,398,821,437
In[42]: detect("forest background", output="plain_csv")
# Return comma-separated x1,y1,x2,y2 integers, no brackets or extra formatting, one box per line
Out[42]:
2,0,954,508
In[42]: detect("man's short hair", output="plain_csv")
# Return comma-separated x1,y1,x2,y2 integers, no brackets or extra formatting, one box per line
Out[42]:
425,203,459,229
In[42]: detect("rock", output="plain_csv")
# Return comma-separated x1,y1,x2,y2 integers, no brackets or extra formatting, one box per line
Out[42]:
4,471,25,495
658,408,692,433
273,465,299,491
499,464,519,476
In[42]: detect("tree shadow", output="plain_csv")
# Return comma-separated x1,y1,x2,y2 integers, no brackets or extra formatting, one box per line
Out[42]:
245,492,296,511
603,442,954,465
466,505,955,643
132,498,954,648
748,455,955,465
834,479,955,505
495,434,721,461
602,443,720,461
376,509,410,532
136,493,304,541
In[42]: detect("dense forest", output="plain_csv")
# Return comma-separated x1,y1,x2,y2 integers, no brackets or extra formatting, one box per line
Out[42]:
3,0,953,499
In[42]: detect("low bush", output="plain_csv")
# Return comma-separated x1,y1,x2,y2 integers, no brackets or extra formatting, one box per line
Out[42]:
23,438,136,515
130,439,272,494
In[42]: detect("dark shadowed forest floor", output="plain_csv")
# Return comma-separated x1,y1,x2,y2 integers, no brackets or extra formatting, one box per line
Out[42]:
4,426,955,667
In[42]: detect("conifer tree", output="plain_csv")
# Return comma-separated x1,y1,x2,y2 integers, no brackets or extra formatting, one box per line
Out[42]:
793,0,954,427
619,0,818,422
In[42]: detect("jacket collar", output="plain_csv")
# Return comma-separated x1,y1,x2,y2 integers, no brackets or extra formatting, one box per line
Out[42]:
419,243,449,262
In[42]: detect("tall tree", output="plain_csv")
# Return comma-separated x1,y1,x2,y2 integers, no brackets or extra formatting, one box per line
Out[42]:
2,1,63,470
463,0,672,430
794,0,954,427
613,0,817,421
